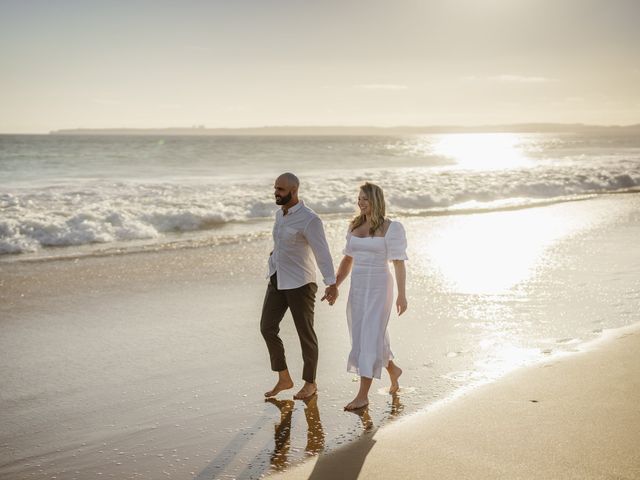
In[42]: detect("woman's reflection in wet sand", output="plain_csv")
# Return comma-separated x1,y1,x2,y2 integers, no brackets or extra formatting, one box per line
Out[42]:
266,393,325,471
349,392,404,430
307,394,405,480
389,392,404,417
347,404,374,432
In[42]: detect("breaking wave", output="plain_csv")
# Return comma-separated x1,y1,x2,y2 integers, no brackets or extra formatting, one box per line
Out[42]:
2,164,639,255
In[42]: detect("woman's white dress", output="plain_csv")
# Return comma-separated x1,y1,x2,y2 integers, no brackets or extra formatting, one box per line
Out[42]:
343,221,408,379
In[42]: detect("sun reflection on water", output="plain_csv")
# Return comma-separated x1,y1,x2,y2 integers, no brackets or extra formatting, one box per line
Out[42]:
414,207,580,295
432,133,531,170
474,342,542,379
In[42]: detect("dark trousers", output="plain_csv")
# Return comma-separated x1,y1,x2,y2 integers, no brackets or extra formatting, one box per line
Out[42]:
260,274,318,383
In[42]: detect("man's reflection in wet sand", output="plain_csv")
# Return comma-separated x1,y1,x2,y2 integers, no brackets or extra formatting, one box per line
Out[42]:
265,398,294,471
266,394,325,471
302,394,325,455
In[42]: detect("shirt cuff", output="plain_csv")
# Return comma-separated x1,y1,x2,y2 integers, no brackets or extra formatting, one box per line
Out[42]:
323,275,337,286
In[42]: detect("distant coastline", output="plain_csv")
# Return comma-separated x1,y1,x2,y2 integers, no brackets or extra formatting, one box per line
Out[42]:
47,123,640,136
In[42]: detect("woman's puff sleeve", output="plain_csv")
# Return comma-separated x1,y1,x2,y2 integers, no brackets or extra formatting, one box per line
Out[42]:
342,227,354,256
385,221,408,261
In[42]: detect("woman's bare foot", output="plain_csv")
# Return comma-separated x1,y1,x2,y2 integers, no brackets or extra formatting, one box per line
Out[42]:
387,362,403,394
345,376,373,410
344,404,373,431
264,370,295,397
293,382,317,400
344,395,369,411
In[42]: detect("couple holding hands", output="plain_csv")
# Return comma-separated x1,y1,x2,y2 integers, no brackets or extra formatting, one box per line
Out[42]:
260,173,408,411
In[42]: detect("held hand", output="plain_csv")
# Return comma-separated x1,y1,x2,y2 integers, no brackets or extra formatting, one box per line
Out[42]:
396,294,408,316
321,285,339,306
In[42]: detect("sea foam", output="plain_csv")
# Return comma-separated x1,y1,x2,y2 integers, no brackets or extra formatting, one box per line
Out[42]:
2,163,639,255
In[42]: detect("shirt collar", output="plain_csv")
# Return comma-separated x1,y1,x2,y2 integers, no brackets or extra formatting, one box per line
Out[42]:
283,199,304,216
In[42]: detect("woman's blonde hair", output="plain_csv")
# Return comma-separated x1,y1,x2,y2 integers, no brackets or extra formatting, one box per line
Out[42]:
350,182,386,235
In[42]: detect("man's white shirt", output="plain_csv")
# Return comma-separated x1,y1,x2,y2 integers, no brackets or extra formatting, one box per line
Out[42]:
267,200,336,290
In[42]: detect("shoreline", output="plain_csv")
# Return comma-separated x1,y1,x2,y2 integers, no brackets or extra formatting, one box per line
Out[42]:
272,322,640,479
394,319,640,420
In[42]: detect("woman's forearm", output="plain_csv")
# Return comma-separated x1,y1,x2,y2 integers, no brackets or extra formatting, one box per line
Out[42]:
335,255,353,287
393,260,406,296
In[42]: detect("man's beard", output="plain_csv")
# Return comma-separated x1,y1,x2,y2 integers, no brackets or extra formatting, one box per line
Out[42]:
275,192,292,205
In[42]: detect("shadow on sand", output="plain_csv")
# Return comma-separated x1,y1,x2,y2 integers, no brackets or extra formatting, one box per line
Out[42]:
306,393,404,480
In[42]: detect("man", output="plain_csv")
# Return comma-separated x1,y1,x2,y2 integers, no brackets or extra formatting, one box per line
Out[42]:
261,172,338,400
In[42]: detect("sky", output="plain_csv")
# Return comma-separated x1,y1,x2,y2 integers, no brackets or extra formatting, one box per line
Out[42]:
1,0,639,133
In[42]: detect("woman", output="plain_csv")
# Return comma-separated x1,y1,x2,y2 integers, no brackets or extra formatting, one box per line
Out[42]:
334,182,408,410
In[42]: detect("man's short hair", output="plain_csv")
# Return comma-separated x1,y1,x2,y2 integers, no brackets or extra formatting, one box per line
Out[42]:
279,172,300,188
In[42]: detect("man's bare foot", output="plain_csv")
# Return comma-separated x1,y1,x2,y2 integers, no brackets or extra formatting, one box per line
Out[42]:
264,379,294,398
344,395,369,411
388,363,403,394
293,382,317,400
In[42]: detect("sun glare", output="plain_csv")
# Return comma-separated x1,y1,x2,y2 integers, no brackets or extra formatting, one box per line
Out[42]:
432,133,530,170
414,207,581,295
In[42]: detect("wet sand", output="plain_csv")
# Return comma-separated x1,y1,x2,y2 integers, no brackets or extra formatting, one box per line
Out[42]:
273,324,640,480
1,193,639,479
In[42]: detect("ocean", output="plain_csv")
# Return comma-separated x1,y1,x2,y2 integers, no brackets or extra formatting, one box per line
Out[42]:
1,132,639,479
2,132,639,258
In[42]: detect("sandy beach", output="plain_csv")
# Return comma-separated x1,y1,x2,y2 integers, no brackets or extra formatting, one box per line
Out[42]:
273,324,640,480
1,193,639,479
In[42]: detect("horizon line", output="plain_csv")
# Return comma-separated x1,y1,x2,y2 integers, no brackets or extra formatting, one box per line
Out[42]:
2,121,640,135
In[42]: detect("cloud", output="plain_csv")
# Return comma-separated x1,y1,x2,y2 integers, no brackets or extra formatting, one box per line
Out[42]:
462,75,555,83
185,45,211,52
491,75,555,83
90,98,122,106
354,84,409,90
222,105,250,112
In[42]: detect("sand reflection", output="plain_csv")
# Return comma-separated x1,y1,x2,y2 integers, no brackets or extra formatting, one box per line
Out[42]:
343,393,406,435
266,394,325,472
475,342,541,379
303,395,325,456
416,207,580,295
307,396,405,480
266,398,295,471
389,393,404,417
345,404,374,432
